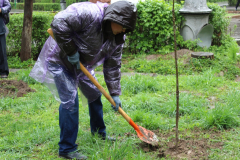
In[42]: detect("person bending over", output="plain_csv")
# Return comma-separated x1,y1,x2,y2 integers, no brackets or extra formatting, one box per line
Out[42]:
30,1,137,159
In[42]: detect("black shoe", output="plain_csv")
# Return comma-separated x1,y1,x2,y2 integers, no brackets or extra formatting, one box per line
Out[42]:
1,74,8,78
59,151,87,160
102,136,116,141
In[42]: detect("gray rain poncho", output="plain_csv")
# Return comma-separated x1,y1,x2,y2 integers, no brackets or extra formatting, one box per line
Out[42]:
29,1,137,109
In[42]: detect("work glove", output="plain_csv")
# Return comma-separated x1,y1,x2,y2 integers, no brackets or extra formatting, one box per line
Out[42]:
111,96,121,111
67,51,80,69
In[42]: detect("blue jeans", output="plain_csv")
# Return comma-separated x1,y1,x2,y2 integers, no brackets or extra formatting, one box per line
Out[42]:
58,94,106,155
48,63,106,154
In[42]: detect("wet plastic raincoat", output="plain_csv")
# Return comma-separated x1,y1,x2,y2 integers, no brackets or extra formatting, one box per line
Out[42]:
29,1,137,109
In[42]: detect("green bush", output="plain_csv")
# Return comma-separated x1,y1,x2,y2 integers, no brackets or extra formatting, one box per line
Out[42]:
208,3,231,46
126,0,183,55
34,0,61,2
11,3,60,11
34,0,85,3
7,12,56,59
207,0,227,2
7,56,35,69
33,3,61,11
66,0,78,7
11,1,87,10
7,1,235,63
126,0,231,55
174,0,227,3
15,3,24,9
228,0,237,6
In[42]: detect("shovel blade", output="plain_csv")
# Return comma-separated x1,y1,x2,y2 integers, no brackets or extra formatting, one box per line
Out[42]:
136,125,159,146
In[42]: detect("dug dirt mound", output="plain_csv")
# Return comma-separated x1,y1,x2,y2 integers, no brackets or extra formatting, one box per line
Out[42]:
0,80,35,98
136,128,223,159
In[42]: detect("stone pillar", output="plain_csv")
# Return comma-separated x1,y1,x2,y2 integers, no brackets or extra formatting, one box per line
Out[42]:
179,0,213,48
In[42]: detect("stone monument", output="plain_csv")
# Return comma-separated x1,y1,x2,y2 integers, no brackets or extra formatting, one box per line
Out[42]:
179,0,214,48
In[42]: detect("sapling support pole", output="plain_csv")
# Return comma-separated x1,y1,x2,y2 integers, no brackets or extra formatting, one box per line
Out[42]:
172,0,180,148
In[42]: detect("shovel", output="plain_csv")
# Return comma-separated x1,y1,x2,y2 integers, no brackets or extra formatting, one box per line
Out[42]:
47,28,159,145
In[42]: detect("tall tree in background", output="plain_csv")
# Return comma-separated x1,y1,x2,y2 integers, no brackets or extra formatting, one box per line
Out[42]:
20,0,33,61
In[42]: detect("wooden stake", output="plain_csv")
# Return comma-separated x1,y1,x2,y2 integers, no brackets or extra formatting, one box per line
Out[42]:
172,0,179,148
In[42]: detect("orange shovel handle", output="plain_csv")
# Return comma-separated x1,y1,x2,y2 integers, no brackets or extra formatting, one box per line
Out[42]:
80,62,140,132
47,28,140,130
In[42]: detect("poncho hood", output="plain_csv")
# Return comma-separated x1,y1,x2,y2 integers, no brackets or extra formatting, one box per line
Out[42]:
103,0,137,33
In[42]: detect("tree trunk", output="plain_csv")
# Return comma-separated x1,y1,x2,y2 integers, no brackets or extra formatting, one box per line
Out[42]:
20,0,33,61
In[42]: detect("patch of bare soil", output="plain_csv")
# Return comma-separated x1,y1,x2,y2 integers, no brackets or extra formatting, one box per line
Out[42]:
0,80,35,98
169,49,193,59
134,128,223,159
145,54,162,61
145,49,193,61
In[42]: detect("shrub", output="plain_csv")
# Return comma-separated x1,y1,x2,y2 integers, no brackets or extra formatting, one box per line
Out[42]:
11,1,87,10
126,0,183,55
7,56,35,69
8,1,235,65
207,0,228,2
34,0,61,2
66,0,78,7
33,3,61,11
14,3,24,9
208,3,231,46
228,0,238,6
7,12,56,59
11,3,60,11
126,0,231,55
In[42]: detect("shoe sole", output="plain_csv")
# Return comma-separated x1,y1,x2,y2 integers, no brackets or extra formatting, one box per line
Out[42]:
1,76,8,78
59,154,87,160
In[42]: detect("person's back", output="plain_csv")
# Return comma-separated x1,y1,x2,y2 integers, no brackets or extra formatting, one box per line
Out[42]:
30,1,137,104
50,2,108,69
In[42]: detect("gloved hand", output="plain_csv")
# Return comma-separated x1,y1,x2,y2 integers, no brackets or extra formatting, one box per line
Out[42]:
67,51,80,69
111,96,121,111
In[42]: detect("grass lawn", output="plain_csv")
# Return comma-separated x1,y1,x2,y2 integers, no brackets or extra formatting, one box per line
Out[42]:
1,64,240,159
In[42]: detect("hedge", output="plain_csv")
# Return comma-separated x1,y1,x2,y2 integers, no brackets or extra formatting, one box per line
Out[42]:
34,0,61,3
34,0,86,3
228,0,237,6
10,0,88,11
7,0,231,58
10,3,60,11
208,3,231,46
126,0,231,54
6,12,56,59
33,3,60,11
207,0,227,2
126,0,183,54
